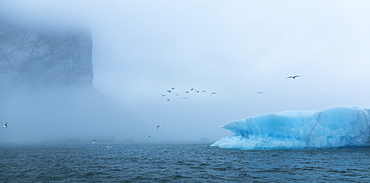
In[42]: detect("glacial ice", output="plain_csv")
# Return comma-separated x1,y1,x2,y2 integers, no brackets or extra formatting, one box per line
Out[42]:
211,106,370,150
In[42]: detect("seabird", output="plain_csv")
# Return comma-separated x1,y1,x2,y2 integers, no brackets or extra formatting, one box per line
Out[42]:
166,90,171,93
3,122,8,128
171,87,175,90
201,90,207,93
162,94,166,97
287,75,301,79
211,92,217,96
166,98,170,101
185,91,189,94
92,139,97,144
257,91,263,94
156,125,161,130
182,97,189,99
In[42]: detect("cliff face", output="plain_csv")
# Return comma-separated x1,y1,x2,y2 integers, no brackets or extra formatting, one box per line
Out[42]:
0,21,93,90
0,21,131,143
0,21,138,143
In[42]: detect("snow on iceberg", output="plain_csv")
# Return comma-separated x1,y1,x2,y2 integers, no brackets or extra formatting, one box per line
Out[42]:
211,106,370,150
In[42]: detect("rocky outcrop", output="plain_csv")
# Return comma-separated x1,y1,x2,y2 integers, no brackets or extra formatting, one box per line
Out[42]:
0,21,137,143
0,21,93,90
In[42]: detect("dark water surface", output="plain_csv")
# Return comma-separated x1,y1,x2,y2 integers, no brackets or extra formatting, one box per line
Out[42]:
1,143,369,182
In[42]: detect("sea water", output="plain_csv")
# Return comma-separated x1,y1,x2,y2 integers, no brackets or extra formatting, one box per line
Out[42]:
1,143,369,182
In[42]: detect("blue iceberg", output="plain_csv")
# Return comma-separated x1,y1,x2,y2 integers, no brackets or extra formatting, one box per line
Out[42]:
212,106,370,150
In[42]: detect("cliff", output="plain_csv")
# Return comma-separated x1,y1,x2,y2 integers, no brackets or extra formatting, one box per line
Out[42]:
0,21,93,90
0,21,136,143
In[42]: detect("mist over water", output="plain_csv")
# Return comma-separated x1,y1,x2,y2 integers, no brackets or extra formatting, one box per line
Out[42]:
0,87,136,143
1,1,370,144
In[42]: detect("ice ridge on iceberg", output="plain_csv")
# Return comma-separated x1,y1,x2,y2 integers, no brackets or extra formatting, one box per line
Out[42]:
211,106,370,150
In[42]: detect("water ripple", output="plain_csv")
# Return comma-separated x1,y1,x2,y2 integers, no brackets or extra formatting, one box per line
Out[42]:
0,144,369,182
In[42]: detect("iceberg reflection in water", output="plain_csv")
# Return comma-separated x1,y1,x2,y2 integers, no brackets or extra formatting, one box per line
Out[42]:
212,106,370,150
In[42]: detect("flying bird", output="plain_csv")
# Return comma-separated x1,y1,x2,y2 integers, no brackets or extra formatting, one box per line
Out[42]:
3,122,8,128
156,125,161,130
201,90,207,93
182,97,189,99
166,98,170,101
166,90,171,93
211,92,217,96
171,87,175,90
257,91,263,94
92,139,97,144
287,75,301,79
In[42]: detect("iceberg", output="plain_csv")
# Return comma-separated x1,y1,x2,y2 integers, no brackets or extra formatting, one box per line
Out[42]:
212,106,370,150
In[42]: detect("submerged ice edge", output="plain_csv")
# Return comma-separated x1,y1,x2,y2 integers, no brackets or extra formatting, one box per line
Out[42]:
212,106,370,150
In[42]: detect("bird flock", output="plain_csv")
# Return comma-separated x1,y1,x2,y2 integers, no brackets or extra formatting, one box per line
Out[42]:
161,87,217,102
153,75,301,139
161,75,300,101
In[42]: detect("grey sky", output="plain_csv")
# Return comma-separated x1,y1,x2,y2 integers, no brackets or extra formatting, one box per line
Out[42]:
1,0,370,142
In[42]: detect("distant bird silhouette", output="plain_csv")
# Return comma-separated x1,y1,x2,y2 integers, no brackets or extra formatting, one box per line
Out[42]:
166,90,171,93
166,98,170,101
190,88,195,91
3,122,8,128
257,91,263,94
211,92,217,96
92,139,97,144
156,125,161,130
171,87,175,90
148,135,151,138
201,90,207,93
287,75,301,79
162,94,166,97
182,97,189,99
185,91,189,94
